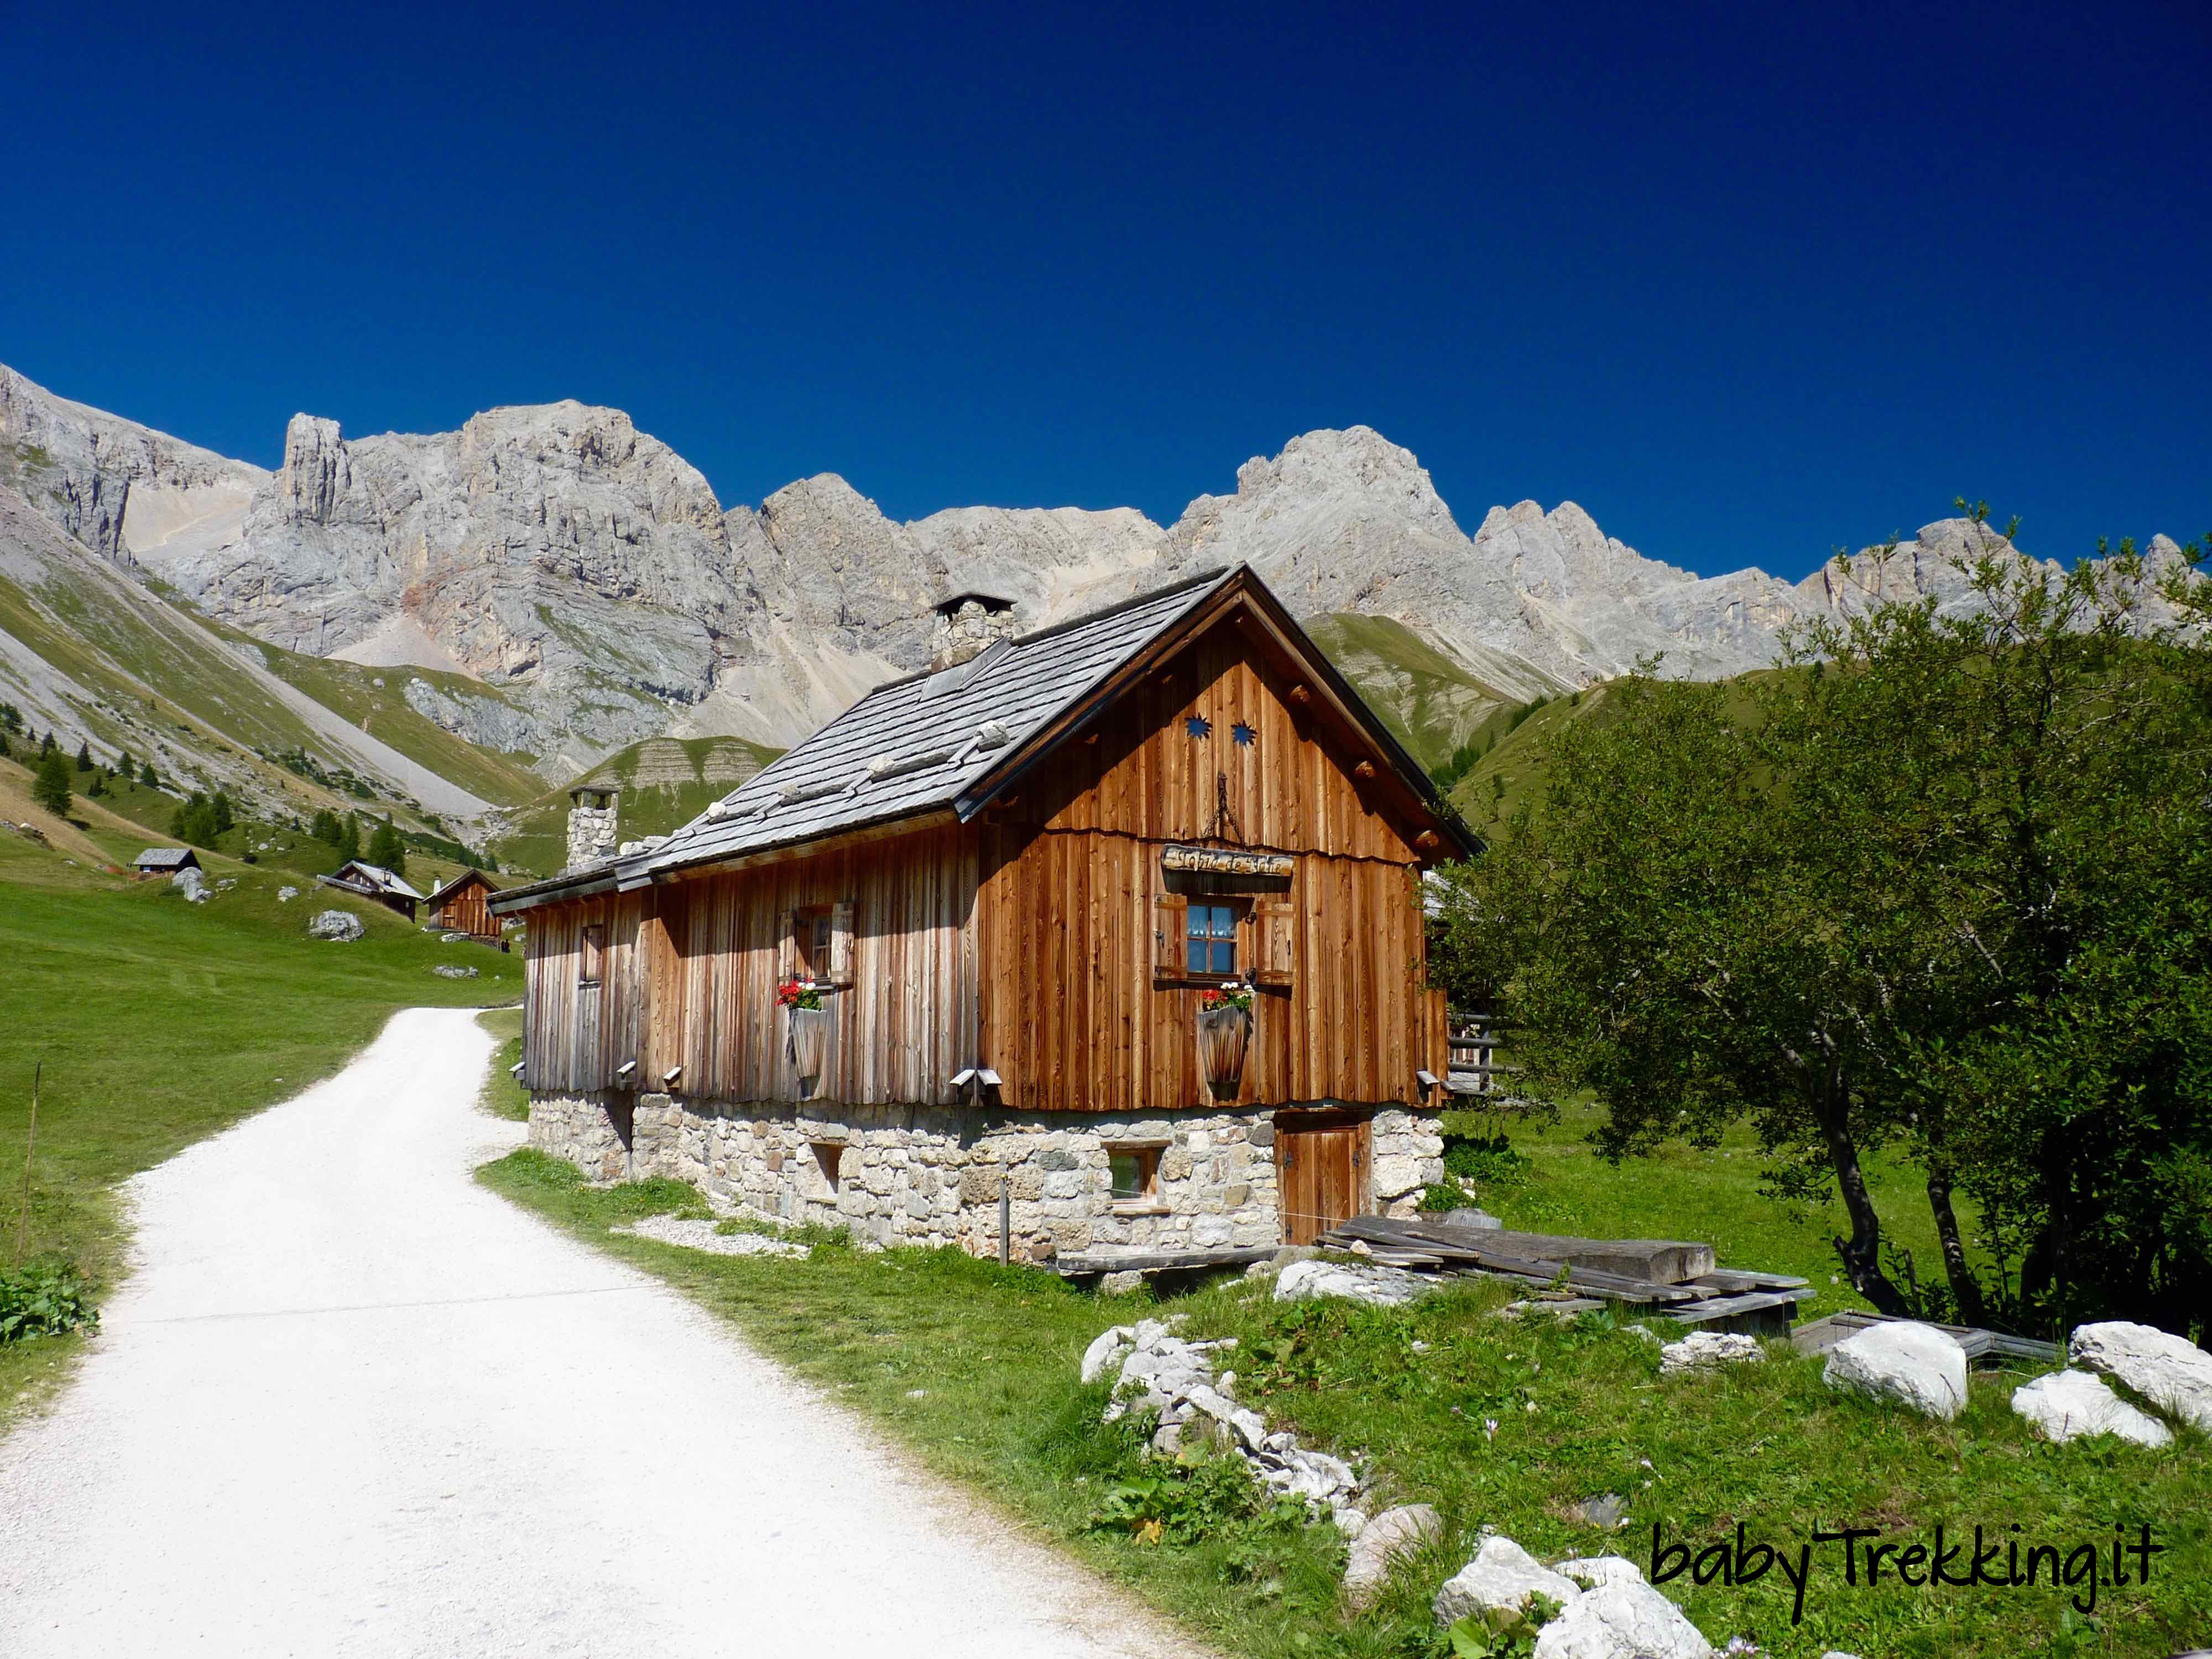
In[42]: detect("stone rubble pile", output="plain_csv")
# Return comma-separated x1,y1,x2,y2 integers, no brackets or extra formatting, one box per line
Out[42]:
1272,1257,1437,1308
1083,1319,1366,1530
1433,1536,1711,1659
613,1214,809,1259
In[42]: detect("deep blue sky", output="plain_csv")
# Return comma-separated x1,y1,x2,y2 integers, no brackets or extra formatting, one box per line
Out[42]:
4,1,2206,578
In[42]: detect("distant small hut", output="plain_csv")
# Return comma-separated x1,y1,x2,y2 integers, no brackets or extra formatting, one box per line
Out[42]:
134,847,201,880
318,859,425,922
427,868,506,945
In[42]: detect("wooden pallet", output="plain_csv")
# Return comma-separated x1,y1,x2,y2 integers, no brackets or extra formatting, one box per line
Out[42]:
1321,1217,1806,1335
1791,1310,2060,1366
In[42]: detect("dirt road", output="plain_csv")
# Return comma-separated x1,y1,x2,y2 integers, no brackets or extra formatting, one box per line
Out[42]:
0,1007,1208,1658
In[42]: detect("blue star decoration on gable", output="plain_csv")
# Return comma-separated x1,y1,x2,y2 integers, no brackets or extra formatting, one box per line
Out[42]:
1186,715,1212,738
1232,722,1256,746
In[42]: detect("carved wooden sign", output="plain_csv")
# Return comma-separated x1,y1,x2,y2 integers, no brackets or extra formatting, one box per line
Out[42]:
1161,845,1295,877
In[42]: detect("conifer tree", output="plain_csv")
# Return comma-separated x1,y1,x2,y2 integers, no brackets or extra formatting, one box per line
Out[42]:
33,747,74,816
74,740,93,773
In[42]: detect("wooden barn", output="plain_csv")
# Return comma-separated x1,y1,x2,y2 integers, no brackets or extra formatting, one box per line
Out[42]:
317,859,424,921
133,847,200,879
489,566,1478,1259
426,869,505,943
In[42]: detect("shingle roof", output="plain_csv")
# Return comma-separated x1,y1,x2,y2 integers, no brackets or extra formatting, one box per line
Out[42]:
625,568,1238,881
331,860,426,901
134,847,196,869
489,562,1473,914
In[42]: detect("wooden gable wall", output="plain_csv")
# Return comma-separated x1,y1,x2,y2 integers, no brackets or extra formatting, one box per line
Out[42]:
975,614,1447,1113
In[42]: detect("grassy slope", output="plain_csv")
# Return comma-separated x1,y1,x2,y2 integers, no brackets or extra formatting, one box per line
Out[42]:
0,521,518,839
0,775,515,1425
190,613,547,808
1304,613,1520,775
1453,1096,1957,1317
483,1155,2208,1659
489,733,781,875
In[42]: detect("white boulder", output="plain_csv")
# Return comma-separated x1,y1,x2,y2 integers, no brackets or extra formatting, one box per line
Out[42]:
1275,1258,1436,1308
307,908,365,941
1433,1536,1579,1625
2011,1369,2173,1447
1343,1503,1440,1609
170,867,208,903
2069,1321,2212,1435
1822,1322,1968,1420
1531,1579,1712,1658
1555,1556,1645,1589
1659,1332,1765,1376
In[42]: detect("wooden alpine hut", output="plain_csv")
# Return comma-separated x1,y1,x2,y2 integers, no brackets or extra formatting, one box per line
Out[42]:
426,869,506,944
490,566,1478,1260
318,859,425,922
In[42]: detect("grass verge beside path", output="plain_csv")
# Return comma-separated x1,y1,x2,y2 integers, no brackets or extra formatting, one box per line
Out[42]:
475,1008,527,1120
1,874,511,1432
481,1149,2209,1659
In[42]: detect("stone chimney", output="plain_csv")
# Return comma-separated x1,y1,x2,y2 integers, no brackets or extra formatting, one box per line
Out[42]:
931,591,1020,671
566,785,619,873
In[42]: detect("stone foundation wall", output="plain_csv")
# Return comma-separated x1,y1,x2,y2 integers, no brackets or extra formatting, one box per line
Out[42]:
528,1092,1444,1259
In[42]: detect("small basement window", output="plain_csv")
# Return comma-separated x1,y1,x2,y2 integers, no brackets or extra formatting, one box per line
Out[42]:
812,1141,843,1190
579,922,606,986
1109,1145,1163,1207
1185,902,1239,976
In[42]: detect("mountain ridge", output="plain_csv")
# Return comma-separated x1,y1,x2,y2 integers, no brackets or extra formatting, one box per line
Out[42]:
6,360,2192,851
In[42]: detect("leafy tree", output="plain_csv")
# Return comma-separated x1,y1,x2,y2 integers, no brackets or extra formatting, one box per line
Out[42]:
310,808,342,845
31,747,73,816
1436,515,2212,1335
73,740,93,773
209,790,235,837
366,817,406,877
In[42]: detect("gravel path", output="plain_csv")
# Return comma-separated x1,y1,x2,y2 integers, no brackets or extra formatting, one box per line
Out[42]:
0,1008,1213,1658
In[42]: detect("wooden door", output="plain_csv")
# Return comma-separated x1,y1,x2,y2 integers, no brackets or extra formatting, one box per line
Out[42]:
1276,1110,1368,1244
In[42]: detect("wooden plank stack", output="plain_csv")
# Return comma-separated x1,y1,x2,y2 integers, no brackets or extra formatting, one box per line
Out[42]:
1318,1216,1811,1336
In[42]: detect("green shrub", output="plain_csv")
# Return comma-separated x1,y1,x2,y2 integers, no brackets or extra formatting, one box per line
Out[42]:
1085,1441,1308,1549
1416,1182,1465,1212
1443,1133,1532,1188
0,1262,99,1344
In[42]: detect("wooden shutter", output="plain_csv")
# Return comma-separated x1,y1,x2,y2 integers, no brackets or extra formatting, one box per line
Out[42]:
1153,892,1188,979
776,909,799,984
1250,897,1295,985
828,899,855,985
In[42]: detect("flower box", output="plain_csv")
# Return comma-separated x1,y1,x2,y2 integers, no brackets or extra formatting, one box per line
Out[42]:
787,1004,828,1091
1197,1003,1251,1100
